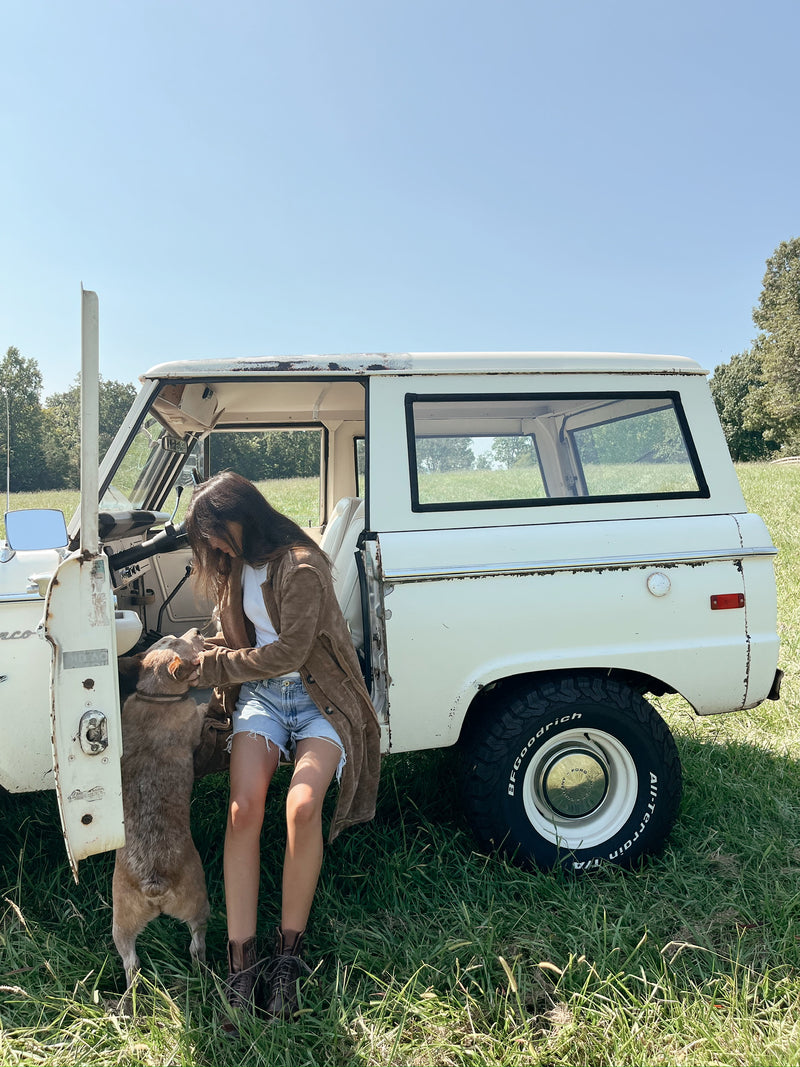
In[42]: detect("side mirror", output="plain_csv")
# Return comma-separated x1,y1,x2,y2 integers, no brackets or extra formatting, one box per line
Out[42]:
4,509,69,551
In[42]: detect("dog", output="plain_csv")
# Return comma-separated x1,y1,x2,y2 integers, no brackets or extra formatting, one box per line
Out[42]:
112,628,210,1003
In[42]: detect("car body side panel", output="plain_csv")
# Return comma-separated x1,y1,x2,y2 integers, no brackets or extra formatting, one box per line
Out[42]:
377,514,777,751
0,597,56,790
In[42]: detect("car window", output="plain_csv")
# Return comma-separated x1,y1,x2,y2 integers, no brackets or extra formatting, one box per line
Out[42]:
355,437,366,497
406,393,706,511
205,427,324,527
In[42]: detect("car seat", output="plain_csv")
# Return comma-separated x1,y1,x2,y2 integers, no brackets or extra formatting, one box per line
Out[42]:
318,497,365,650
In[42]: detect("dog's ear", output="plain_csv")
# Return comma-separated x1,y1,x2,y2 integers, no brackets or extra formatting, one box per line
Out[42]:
140,646,178,681
167,653,184,679
168,654,198,683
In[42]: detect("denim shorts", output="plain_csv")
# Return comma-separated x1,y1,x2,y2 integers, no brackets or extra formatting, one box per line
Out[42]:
232,677,346,780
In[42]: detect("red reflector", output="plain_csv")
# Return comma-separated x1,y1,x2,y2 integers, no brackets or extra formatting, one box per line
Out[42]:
710,593,745,610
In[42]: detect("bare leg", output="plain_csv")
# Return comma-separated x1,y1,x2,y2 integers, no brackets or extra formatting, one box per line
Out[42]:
224,733,280,941
281,736,341,935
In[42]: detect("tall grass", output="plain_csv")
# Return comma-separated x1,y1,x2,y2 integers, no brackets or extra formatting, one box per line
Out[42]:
1,463,800,1065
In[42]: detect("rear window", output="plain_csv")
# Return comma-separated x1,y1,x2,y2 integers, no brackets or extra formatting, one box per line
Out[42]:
406,392,707,511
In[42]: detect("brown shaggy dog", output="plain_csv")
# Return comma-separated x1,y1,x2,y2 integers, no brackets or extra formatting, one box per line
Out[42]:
112,629,210,1001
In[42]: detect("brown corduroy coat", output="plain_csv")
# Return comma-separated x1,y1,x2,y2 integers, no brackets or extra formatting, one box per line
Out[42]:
196,545,381,841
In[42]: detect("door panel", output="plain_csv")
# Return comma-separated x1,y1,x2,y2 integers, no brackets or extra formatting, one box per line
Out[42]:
44,553,125,880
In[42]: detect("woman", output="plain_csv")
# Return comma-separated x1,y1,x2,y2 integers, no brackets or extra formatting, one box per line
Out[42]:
185,471,380,1025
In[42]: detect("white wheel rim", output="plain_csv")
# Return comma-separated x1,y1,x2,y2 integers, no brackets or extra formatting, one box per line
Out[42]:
522,728,638,849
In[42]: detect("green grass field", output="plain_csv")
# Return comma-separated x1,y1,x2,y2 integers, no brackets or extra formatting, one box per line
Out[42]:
0,478,320,541
1,463,800,1065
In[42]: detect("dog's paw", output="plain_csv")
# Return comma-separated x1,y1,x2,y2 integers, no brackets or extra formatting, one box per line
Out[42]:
113,990,135,1018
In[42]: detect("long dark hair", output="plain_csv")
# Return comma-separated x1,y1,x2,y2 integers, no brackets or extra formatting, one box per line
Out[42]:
185,471,327,602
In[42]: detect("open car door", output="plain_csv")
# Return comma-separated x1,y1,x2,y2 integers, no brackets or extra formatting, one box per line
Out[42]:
44,290,125,880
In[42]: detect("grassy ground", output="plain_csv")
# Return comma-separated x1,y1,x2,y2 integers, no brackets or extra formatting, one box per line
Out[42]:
2,463,800,1064
0,479,319,540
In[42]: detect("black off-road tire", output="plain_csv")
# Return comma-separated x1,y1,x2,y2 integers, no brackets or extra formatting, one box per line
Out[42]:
460,675,682,871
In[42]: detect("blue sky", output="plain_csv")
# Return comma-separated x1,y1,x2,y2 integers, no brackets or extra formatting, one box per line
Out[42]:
1,0,798,398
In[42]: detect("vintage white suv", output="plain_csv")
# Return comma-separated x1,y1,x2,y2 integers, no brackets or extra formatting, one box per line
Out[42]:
0,293,783,876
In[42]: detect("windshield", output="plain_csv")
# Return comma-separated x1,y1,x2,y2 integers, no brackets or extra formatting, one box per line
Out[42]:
100,412,200,512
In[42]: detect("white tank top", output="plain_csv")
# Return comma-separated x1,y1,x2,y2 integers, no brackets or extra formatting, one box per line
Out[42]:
242,563,277,647
241,563,300,679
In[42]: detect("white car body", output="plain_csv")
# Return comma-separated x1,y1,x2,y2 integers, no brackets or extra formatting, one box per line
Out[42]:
0,317,782,874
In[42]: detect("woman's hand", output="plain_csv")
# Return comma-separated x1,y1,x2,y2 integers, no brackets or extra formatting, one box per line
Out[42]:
187,656,202,687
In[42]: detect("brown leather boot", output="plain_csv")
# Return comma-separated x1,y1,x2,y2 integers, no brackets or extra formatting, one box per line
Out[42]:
264,927,312,1021
221,936,261,1036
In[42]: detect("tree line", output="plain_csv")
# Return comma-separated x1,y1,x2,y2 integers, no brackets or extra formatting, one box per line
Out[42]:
0,352,322,493
2,236,798,491
0,350,137,491
709,236,800,461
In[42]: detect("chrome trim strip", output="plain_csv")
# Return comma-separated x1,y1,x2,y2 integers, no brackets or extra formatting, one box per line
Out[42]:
383,546,777,583
0,593,44,603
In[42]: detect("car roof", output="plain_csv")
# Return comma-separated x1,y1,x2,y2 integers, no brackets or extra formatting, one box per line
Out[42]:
141,351,707,381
